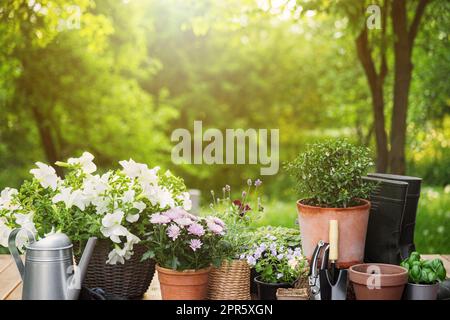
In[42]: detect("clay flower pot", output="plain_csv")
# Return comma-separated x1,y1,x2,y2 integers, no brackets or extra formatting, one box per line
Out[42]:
349,263,408,300
296,199,370,268
156,265,211,300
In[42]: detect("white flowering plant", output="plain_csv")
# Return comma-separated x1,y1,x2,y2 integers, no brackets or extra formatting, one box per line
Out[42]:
0,152,191,265
142,207,226,271
242,242,308,284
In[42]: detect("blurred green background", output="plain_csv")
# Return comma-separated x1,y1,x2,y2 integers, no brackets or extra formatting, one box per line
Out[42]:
0,0,448,252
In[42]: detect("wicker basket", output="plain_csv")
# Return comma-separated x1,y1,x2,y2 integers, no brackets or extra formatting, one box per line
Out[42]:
74,239,155,299
207,259,251,300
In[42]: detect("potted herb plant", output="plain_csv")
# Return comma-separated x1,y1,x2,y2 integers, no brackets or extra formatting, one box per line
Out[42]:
286,139,375,268
401,252,447,300
207,179,263,300
0,152,191,298
142,207,225,300
247,226,301,295
243,242,308,300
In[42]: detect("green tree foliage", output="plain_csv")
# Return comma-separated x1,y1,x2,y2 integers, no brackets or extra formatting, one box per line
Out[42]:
0,0,448,198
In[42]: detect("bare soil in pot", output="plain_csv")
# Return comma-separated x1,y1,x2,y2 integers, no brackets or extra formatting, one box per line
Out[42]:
349,263,408,300
157,265,211,300
296,198,370,268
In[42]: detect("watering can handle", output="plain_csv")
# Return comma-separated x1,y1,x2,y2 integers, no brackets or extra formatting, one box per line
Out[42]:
8,228,35,280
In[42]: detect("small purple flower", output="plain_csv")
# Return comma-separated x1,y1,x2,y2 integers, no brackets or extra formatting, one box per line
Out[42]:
167,224,180,240
254,179,262,187
239,254,246,260
212,217,225,227
174,217,193,227
188,222,205,236
271,249,277,256
277,254,284,260
163,207,185,220
189,239,202,251
247,255,256,266
207,221,224,235
150,213,170,224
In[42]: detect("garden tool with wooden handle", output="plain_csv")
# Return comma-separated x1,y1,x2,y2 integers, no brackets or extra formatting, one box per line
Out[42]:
328,220,348,300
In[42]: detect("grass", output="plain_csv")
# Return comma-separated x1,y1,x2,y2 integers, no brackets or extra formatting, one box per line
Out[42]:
253,185,450,254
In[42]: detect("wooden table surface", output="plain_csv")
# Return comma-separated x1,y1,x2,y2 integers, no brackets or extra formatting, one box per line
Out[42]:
1,254,449,300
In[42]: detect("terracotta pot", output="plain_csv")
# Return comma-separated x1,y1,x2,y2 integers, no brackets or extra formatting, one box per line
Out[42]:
349,263,408,300
296,198,370,268
156,265,210,300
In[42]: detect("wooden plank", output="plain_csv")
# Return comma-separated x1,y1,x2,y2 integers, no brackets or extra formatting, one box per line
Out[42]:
0,255,12,273
143,271,161,300
0,259,22,300
5,282,21,300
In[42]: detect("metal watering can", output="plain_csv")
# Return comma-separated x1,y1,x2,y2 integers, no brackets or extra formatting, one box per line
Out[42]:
8,228,97,300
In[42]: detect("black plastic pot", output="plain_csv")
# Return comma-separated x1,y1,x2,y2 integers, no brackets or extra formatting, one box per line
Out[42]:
254,276,292,300
404,282,439,300
250,268,259,295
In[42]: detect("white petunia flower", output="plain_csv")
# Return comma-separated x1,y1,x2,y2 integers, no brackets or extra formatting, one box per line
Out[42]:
14,212,37,234
0,188,20,211
100,210,128,243
119,159,147,178
82,173,110,199
122,189,135,204
177,192,192,211
52,187,89,210
68,152,97,174
133,201,146,213
155,187,175,209
126,212,140,223
106,246,127,265
91,196,109,215
30,162,58,190
139,167,159,185
0,217,12,247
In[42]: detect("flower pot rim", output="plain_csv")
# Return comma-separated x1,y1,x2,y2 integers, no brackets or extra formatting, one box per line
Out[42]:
296,198,370,211
156,264,211,274
254,275,291,286
407,282,440,287
349,263,408,286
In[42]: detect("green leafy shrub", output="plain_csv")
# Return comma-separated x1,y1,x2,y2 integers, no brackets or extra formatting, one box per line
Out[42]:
285,139,375,208
400,251,447,284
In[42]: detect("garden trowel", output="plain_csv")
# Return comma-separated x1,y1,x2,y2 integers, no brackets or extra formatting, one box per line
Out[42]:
308,221,348,300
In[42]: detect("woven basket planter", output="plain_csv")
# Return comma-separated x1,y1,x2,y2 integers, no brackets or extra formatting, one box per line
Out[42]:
74,239,155,299
207,259,251,300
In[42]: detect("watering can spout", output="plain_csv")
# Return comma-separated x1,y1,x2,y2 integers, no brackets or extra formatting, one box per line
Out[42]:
67,237,97,300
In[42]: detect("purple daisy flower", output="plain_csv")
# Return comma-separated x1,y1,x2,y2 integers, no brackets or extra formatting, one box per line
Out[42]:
189,239,202,251
207,221,224,235
163,207,185,220
174,217,193,227
167,224,180,240
187,222,205,236
254,179,262,187
150,213,170,224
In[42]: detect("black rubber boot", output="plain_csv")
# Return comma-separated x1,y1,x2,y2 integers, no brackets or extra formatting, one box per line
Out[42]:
362,176,409,264
368,173,422,260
